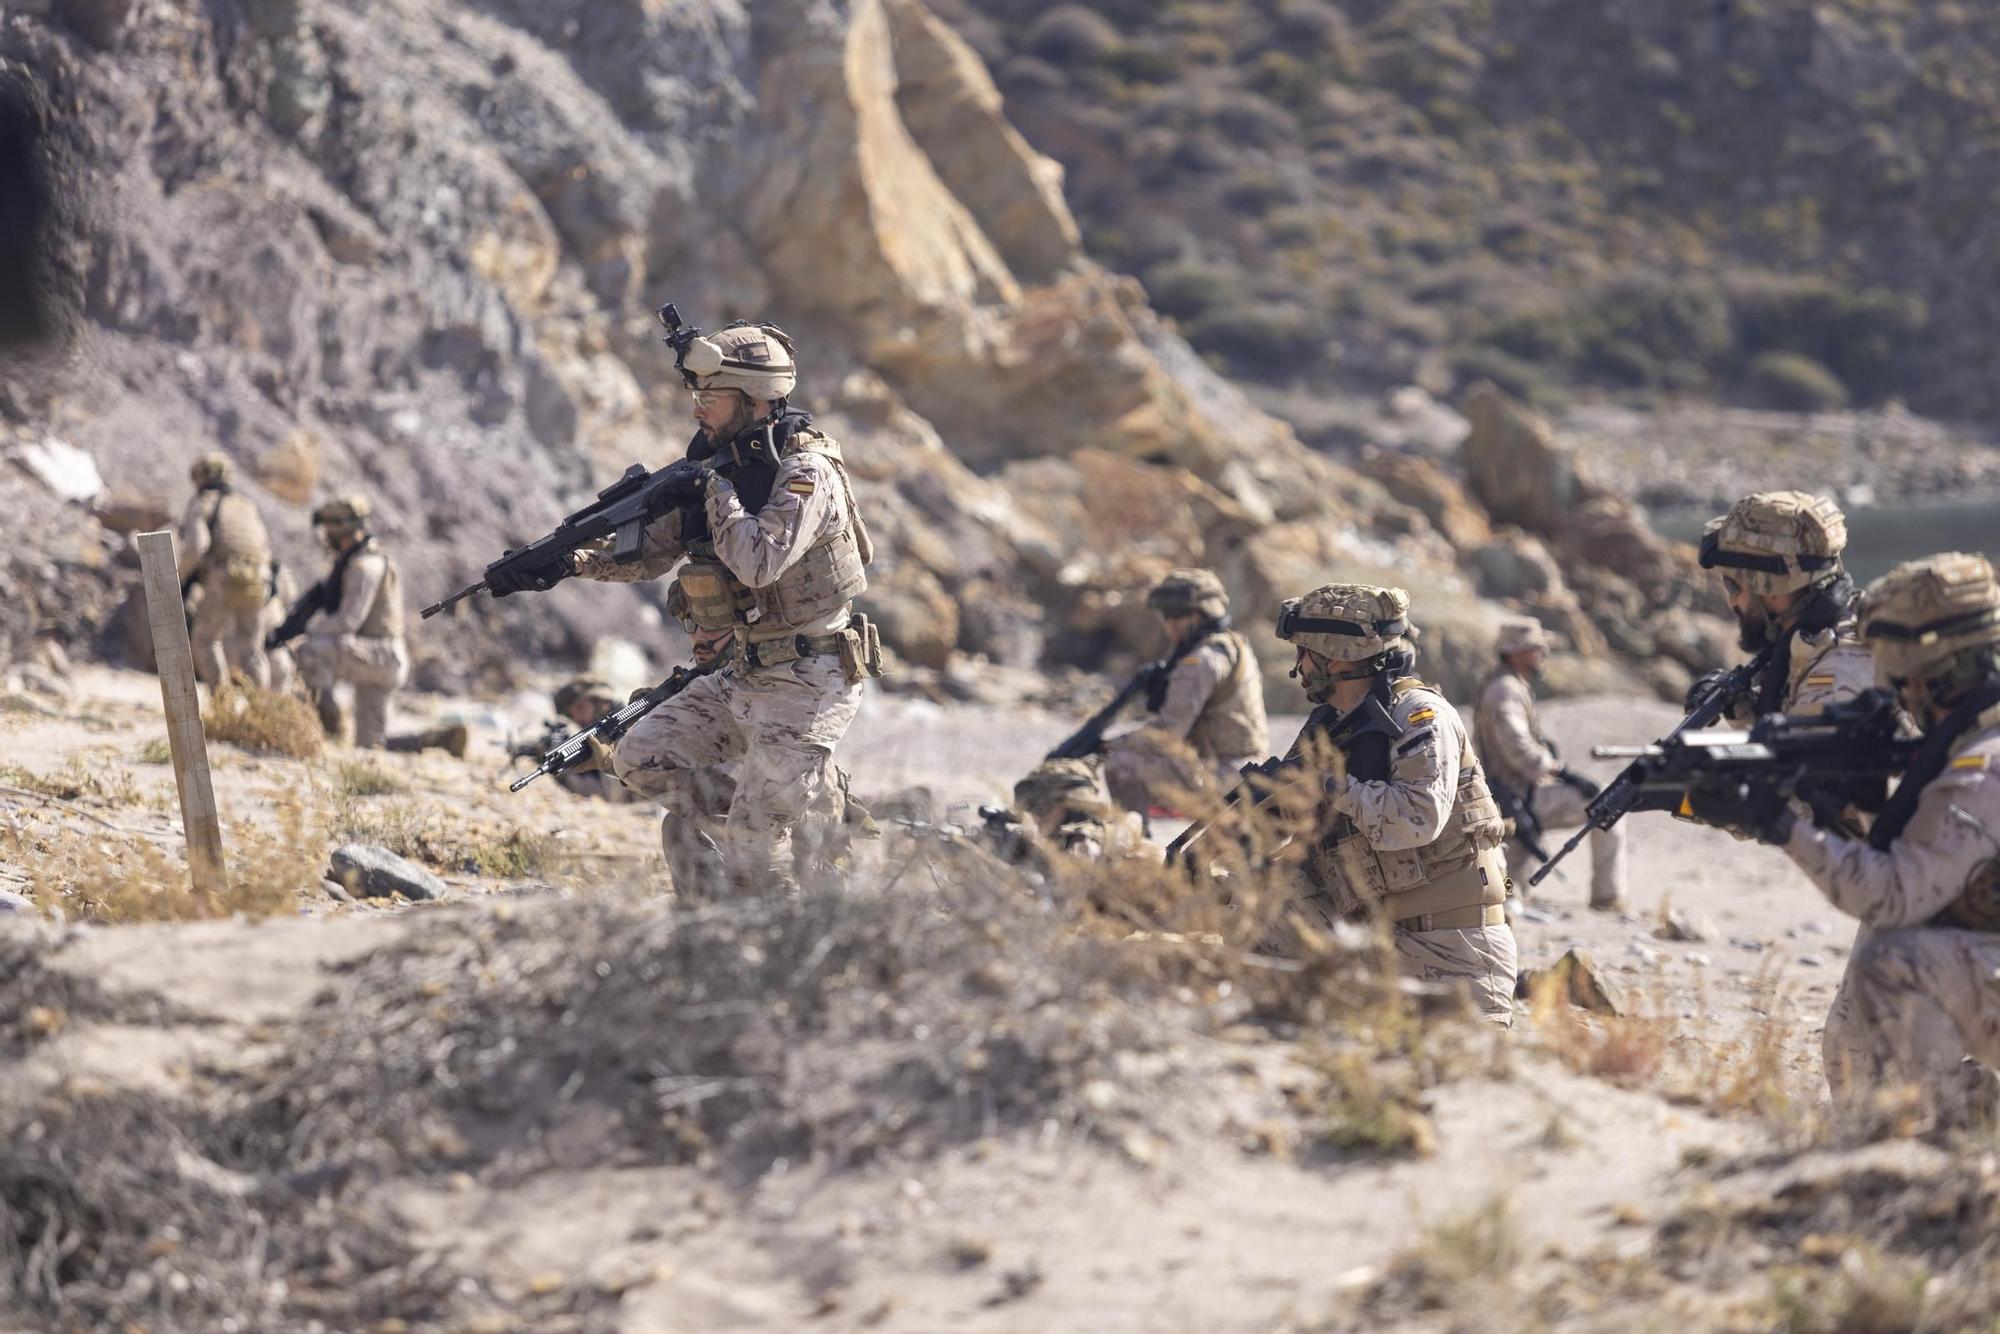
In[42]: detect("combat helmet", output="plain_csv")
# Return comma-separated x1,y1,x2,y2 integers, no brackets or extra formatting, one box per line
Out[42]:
1699,491,1847,598
189,452,232,487
1860,552,2000,695
1147,568,1228,620
311,494,371,531
1278,583,1416,698
554,677,618,719
678,321,798,403
1013,757,1111,820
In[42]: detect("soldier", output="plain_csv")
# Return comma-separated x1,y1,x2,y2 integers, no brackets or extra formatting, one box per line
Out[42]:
1688,553,2000,1123
1275,584,1517,1024
1694,491,1873,721
513,322,881,898
293,495,410,750
535,678,643,803
177,452,275,688
1104,568,1270,819
1474,616,1627,910
1011,757,1154,867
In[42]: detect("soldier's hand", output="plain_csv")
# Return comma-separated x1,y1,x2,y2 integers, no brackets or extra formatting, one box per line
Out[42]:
488,558,570,598
1684,668,1730,714
1684,775,1794,845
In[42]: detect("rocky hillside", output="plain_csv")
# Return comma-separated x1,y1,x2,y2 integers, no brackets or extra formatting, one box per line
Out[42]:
937,0,2000,433
0,0,1726,705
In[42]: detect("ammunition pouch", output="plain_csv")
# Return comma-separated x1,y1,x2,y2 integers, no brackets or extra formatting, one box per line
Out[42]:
739,616,886,686
837,613,886,685
679,559,756,632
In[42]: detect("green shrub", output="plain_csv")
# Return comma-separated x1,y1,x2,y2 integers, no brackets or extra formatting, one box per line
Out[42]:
1745,351,1849,412
1729,278,1924,405
1449,345,1556,405
1187,304,1330,377
1024,7,1121,65
1142,259,1240,320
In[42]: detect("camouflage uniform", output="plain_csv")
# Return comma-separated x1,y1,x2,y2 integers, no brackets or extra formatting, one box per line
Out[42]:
1775,554,2000,1119
1279,584,1517,1024
177,453,274,688
1106,569,1270,816
1474,617,1627,909
1011,757,1156,870
548,678,643,805
1697,491,1882,1082
570,324,879,898
295,497,409,750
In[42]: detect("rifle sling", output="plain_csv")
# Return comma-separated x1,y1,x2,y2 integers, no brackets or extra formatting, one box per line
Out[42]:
1870,679,2000,850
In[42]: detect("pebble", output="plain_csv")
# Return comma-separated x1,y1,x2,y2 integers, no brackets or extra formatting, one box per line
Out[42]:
1797,954,1824,968
0,889,35,915
1626,942,1665,967
1729,936,1767,953
1687,952,1712,968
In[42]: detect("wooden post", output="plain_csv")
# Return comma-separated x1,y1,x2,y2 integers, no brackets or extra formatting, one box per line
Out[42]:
134,530,229,899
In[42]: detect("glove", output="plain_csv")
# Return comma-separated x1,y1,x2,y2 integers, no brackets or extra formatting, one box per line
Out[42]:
1557,767,1601,799
1684,668,1729,715
1684,775,1795,846
487,556,572,598
653,455,712,500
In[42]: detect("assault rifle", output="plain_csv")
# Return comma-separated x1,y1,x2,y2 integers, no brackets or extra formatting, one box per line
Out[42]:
1527,642,1776,887
511,662,715,793
1046,661,1168,760
1589,687,1915,827
1163,694,1401,868
421,457,708,619
267,548,359,650
1492,780,1552,867
510,718,572,765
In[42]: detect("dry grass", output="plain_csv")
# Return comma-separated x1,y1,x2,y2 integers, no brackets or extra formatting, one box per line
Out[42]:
8,788,324,923
0,758,139,807
134,736,172,765
201,681,323,760
330,792,561,880
334,758,408,799
1357,1195,1523,1319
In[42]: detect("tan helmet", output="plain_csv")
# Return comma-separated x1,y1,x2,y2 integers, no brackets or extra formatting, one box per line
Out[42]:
1495,615,1551,657
1699,491,1847,597
1012,757,1110,819
1276,583,1413,662
189,452,232,487
553,677,618,718
1147,568,1228,620
680,321,798,402
311,494,371,530
1860,552,2000,688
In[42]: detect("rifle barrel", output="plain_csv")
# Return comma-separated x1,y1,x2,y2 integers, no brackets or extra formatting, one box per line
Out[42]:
421,580,486,620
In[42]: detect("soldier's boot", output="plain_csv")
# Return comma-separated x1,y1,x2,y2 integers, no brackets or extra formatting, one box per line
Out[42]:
314,692,349,743
385,723,470,758
661,813,725,903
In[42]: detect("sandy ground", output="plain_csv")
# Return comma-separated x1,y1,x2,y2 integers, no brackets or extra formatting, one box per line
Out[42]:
0,668,1854,1330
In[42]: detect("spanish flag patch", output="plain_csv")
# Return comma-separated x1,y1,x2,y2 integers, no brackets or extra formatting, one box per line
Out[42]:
786,477,816,497
1805,674,1835,687
1408,707,1436,724
1952,754,1989,771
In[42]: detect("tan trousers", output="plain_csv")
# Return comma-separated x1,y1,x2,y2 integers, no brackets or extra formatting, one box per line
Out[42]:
189,583,270,689
1506,778,1627,908
297,632,408,749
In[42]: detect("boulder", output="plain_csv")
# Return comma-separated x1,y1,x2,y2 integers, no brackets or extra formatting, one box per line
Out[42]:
1461,381,1582,532
328,843,446,902
92,491,172,534
1356,450,1493,552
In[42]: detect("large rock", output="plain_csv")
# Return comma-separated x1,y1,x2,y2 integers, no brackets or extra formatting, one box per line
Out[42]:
328,844,445,902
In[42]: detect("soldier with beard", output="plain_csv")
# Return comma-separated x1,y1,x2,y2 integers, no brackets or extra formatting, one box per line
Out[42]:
1688,554,2000,1125
1692,491,1874,722
532,322,882,899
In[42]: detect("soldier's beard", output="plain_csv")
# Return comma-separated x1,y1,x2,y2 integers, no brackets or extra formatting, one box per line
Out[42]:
700,400,756,444
1734,608,1771,653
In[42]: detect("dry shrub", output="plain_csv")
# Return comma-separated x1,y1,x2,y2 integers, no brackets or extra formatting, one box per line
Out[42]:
331,793,558,879
0,1090,454,1330
0,933,190,1056
19,790,323,923
1361,1196,1522,1317
1287,1045,1436,1158
134,736,172,765
333,759,407,799
0,758,139,807
201,681,322,760
1529,972,1668,1087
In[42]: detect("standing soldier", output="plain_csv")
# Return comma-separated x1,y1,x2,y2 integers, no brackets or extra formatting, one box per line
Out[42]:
1105,568,1269,819
1275,584,1517,1023
1474,617,1627,910
509,322,881,898
177,452,275,688
1694,491,1873,721
292,495,410,750
1687,554,2000,1124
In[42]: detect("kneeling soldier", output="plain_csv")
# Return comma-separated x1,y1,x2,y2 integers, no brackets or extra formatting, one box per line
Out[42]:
1277,583,1518,1024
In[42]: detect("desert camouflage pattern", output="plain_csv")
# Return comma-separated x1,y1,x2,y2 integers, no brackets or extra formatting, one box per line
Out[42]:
1105,631,1268,811
1147,567,1228,619
1475,667,1627,907
298,541,409,749
179,487,275,687
1298,683,1517,1023
1859,551,2000,686
1789,706,2000,1110
613,655,861,898
1280,583,1412,661
1701,490,1847,597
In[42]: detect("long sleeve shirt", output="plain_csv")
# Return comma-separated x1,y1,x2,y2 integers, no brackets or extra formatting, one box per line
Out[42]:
1326,686,1462,851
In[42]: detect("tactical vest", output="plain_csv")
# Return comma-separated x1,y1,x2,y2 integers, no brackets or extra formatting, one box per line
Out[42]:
1185,630,1270,761
1321,678,1507,919
347,542,406,642
676,430,870,643
197,488,273,609
1927,706,2000,931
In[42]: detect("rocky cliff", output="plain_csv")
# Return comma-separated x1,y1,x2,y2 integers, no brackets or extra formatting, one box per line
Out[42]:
0,0,1720,706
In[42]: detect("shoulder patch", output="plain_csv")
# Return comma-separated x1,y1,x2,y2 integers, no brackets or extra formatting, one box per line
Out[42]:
785,477,816,496
1407,707,1436,725
1952,754,1989,772
1396,728,1436,756
1805,674,1836,687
